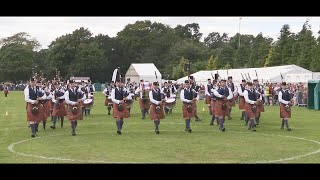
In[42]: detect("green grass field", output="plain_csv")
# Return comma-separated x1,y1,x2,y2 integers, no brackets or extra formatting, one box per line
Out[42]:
0,91,320,163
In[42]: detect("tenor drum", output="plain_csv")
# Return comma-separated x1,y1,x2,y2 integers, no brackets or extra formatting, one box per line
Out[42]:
165,97,176,110
84,99,93,109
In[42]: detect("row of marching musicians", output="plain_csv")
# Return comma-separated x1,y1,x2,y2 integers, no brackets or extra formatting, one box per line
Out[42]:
101,75,205,135
24,78,96,138
102,79,178,119
205,76,293,132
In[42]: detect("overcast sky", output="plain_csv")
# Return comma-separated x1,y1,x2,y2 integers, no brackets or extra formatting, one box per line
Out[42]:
1,16,319,49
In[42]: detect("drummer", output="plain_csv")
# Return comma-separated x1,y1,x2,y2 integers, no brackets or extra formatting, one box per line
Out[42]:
167,80,177,114
102,81,114,115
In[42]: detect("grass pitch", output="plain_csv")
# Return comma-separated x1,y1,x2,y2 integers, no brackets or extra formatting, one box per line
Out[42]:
0,92,320,163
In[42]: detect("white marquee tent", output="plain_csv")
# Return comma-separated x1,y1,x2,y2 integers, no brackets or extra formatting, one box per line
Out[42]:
125,63,162,84
177,65,312,86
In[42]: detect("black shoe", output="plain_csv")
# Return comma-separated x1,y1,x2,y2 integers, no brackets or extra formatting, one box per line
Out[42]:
240,117,244,120
72,131,76,136
117,130,122,135
248,128,251,130
155,130,160,134
221,128,225,132
287,128,292,131
245,123,248,126
188,129,192,133
31,134,35,138
141,117,145,119
252,129,256,132
280,127,284,130
228,117,232,120
210,123,214,126
50,126,55,129
108,112,111,115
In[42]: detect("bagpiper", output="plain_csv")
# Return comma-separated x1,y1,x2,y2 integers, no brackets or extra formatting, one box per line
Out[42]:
24,78,47,138
278,82,293,131
253,79,264,125
149,81,166,134
205,78,213,115
213,79,233,132
243,82,262,132
135,79,151,119
209,79,218,125
64,80,86,136
180,80,198,133
238,79,247,121
3,84,9,97
227,76,237,120
111,77,132,135
50,82,67,129
189,76,201,121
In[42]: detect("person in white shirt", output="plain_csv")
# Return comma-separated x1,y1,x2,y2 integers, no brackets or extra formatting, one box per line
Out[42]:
238,79,247,121
180,80,197,133
149,82,166,134
213,79,233,132
227,76,237,120
209,80,218,126
135,80,151,119
102,81,115,115
111,78,132,135
51,82,67,129
24,78,47,138
278,82,293,131
64,80,86,136
205,78,213,115
243,82,261,132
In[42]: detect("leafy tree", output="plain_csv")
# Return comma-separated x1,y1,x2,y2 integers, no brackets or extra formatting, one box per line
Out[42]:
0,44,34,81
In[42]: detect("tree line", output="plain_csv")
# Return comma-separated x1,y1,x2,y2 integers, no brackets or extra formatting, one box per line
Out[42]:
1,19,319,83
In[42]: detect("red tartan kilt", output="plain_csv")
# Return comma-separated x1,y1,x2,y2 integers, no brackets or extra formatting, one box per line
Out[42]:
113,104,130,118
52,101,67,117
245,103,257,119
4,90,9,94
27,103,43,122
214,100,229,117
41,101,51,120
239,96,245,110
280,103,291,118
50,102,55,110
182,103,195,119
79,101,84,120
139,98,150,109
205,95,211,104
210,100,216,115
231,96,236,107
67,104,82,120
257,104,265,112
150,104,165,120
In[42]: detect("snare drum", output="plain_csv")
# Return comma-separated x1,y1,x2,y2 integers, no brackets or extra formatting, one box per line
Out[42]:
165,97,176,110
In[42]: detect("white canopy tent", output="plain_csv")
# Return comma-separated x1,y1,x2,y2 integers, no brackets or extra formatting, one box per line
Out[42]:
125,63,162,84
177,65,312,86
